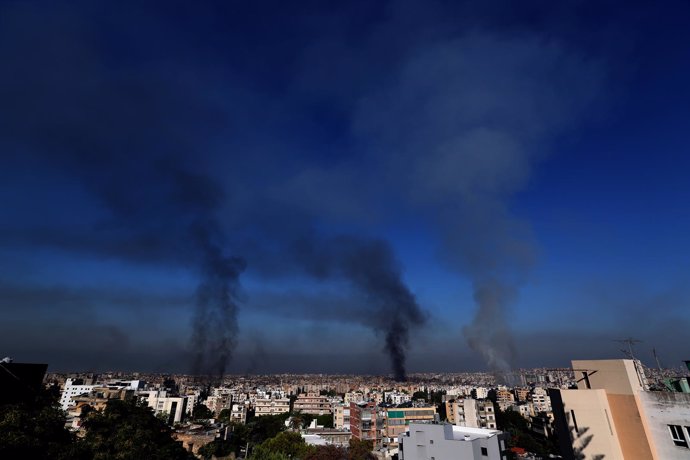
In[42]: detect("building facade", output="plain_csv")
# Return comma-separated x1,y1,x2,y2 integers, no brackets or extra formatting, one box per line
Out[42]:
384,405,437,448
254,397,290,416
293,392,332,415
350,401,383,447
551,358,690,460
446,399,497,429
399,423,508,460
60,378,97,410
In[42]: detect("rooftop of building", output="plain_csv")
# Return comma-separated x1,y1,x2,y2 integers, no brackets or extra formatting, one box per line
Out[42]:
405,423,502,441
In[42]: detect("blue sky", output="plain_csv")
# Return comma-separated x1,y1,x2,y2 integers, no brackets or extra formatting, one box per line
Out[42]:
1,0,689,375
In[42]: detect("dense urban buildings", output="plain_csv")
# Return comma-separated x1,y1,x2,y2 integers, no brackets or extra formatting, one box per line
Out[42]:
3,357,678,459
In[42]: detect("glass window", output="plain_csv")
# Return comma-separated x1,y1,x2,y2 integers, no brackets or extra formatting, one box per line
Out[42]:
669,425,688,448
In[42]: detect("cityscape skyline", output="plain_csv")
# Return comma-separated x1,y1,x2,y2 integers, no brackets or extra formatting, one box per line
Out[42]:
2,0,690,375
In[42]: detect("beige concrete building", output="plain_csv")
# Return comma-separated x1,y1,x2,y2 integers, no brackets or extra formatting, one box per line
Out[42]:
551,359,690,460
446,398,497,429
384,405,437,448
333,403,350,430
254,397,290,416
293,392,331,415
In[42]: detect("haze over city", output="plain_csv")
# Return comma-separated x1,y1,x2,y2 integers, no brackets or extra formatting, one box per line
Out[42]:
2,0,689,376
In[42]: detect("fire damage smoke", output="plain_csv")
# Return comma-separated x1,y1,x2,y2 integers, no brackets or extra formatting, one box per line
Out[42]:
295,236,426,381
463,279,518,379
190,224,246,381
0,5,247,379
355,34,601,377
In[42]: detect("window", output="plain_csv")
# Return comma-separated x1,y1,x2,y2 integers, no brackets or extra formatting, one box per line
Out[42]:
481,447,488,456
669,425,688,448
429,439,434,444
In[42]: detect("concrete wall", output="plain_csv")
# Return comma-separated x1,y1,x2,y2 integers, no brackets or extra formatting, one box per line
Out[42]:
606,393,653,460
400,424,506,460
559,388,625,460
637,391,690,460
572,359,643,395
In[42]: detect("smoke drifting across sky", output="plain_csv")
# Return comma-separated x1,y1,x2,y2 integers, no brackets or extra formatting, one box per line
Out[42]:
2,0,690,373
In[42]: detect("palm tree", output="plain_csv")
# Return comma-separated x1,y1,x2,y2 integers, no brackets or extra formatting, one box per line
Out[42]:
289,412,304,432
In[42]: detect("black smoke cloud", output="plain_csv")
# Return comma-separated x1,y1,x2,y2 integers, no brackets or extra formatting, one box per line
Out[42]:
0,3,245,377
353,34,603,376
293,236,426,381
0,2,427,377
0,1,626,375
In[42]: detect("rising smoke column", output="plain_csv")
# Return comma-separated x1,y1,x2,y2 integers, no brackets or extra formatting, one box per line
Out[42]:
295,236,426,381
190,223,246,380
0,4,247,377
355,34,603,375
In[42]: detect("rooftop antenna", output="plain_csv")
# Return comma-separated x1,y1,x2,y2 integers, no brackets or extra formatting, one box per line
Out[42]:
615,337,642,360
652,348,663,372
615,337,647,390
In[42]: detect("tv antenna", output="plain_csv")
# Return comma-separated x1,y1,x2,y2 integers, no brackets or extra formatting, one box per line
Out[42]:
652,348,663,372
615,337,642,360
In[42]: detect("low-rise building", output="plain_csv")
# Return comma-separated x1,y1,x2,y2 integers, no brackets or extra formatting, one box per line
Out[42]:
398,423,508,460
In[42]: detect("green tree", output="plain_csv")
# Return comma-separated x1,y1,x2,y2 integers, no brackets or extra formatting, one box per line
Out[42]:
412,390,428,401
192,402,213,420
315,413,333,428
304,445,348,460
495,407,558,458
198,439,233,459
80,399,194,460
290,412,304,431
301,413,315,429
217,408,232,424
224,422,250,456
348,438,376,460
0,386,84,460
248,413,288,444
249,431,312,459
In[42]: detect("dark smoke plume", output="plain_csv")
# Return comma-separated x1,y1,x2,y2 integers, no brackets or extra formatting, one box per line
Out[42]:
0,4,246,379
295,236,426,381
190,224,246,379
355,34,602,376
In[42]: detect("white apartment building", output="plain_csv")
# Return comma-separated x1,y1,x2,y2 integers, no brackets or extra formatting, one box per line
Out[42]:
473,387,489,399
385,391,412,405
399,423,508,460
139,390,188,424
345,391,365,405
230,403,247,424
60,378,96,410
